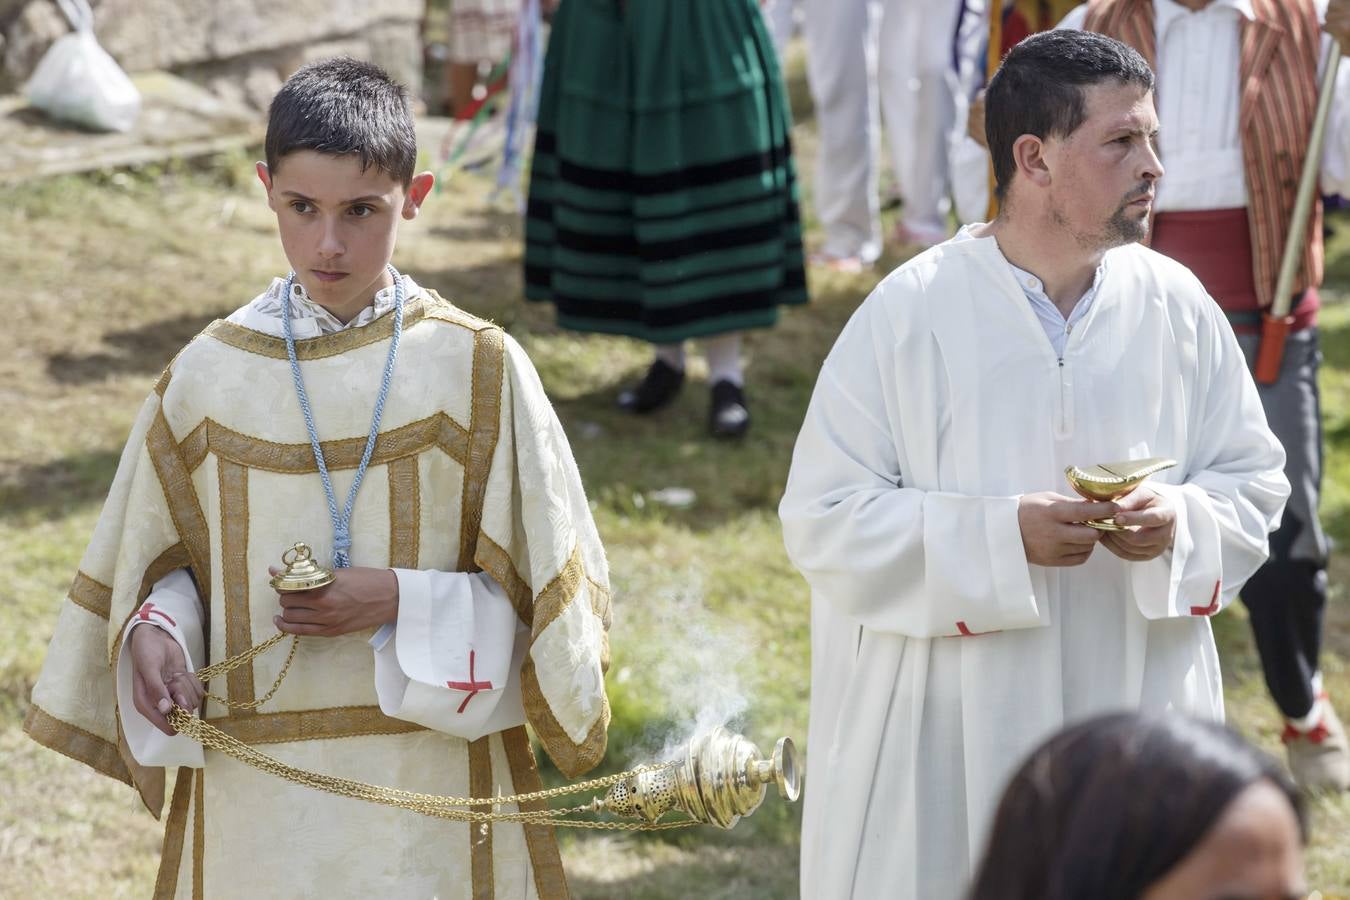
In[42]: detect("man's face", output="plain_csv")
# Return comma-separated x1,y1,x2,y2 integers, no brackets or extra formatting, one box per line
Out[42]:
257,151,431,322
1043,82,1163,252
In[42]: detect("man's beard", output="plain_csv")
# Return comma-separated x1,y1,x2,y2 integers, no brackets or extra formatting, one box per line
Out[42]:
1054,182,1153,251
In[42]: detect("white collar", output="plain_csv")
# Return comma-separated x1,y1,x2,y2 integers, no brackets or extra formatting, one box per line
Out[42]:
229,274,423,339
264,275,418,335
1155,0,1256,35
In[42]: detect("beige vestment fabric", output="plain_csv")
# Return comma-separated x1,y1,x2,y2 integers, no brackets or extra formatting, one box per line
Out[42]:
26,290,611,898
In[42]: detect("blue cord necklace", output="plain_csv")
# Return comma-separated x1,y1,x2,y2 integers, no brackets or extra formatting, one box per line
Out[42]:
282,264,404,568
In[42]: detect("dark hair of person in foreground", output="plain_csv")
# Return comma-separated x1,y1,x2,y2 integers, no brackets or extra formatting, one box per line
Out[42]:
968,712,1307,900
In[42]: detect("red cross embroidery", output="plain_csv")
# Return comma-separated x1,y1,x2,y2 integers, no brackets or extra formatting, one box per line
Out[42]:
1190,581,1221,617
446,650,493,713
136,602,177,627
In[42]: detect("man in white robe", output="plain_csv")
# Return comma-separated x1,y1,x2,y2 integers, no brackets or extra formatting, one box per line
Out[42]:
780,30,1289,899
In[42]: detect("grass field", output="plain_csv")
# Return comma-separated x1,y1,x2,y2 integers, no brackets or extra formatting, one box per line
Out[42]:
3,57,1350,898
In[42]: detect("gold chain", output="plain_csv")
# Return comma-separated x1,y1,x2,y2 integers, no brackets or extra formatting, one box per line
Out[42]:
165,707,695,831
179,634,698,830
194,632,298,710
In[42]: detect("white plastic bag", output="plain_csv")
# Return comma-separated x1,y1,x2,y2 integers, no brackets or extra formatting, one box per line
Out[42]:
24,0,141,132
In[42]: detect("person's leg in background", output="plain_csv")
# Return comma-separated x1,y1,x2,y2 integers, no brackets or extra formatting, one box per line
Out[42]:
801,0,881,269
878,0,964,248
1240,328,1349,793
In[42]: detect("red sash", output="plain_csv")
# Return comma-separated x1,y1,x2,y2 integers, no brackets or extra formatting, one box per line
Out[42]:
1152,208,1317,333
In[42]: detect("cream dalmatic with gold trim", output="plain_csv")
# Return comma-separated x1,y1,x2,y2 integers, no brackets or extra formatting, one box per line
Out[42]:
26,281,610,899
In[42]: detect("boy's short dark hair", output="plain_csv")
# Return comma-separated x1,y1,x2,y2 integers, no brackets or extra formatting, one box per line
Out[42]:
265,57,417,187
986,30,1154,201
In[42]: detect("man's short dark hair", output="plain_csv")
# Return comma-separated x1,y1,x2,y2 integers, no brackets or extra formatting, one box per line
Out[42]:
265,57,417,187
986,30,1154,201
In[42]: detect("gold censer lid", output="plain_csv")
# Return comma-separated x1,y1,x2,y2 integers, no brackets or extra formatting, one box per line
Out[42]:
269,542,336,593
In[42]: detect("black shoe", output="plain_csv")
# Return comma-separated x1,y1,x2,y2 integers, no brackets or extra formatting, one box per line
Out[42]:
709,380,750,439
617,359,685,413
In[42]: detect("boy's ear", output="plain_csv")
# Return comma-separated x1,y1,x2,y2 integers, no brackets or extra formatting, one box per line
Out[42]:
256,162,277,211
402,172,436,220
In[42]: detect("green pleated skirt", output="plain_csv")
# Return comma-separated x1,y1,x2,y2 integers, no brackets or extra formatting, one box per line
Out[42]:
524,0,808,343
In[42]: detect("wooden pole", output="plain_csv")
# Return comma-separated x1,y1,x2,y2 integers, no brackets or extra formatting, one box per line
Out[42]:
1254,43,1342,383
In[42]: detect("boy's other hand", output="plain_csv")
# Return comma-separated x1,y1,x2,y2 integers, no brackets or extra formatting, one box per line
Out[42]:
1100,486,1177,562
1017,491,1113,567
129,625,204,736
273,566,400,637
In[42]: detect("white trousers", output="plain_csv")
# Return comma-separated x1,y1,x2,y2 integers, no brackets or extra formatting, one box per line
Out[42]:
803,0,966,257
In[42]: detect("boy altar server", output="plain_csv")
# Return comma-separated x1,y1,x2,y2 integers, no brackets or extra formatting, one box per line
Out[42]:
780,31,1289,900
25,58,610,899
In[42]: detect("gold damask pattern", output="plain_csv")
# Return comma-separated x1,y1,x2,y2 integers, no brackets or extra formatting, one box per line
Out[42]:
22,704,130,786
146,409,212,598
521,660,609,779
459,328,505,572
179,421,208,471
531,546,585,637
184,414,468,475
474,533,533,626
387,456,421,569
154,767,193,899
201,297,431,361
68,571,112,619
469,736,495,899
219,460,255,712
502,725,571,899
205,704,426,745
193,770,204,900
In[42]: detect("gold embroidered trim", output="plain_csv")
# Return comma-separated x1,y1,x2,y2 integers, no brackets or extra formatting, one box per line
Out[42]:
502,726,571,900
22,704,131,787
469,735,495,900
475,533,533,627
202,297,430,361
459,328,505,571
521,660,609,779
177,414,468,475
198,290,496,358
180,421,208,472
532,545,585,638
388,456,421,569
588,576,612,630
219,460,255,711
154,767,193,899
97,543,189,816
68,571,112,620
424,294,498,333
146,410,212,600
154,365,173,398
193,769,205,900
205,704,426,745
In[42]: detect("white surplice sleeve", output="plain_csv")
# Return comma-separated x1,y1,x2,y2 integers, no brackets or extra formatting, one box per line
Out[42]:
371,569,526,740
118,565,526,761
115,568,207,768
779,299,1042,640
1129,288,1290,620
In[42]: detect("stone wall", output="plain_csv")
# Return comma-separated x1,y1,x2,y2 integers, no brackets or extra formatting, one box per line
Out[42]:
0,0,424,108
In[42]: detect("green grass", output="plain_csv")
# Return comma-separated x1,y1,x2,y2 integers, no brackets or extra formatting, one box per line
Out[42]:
3,53,1350,899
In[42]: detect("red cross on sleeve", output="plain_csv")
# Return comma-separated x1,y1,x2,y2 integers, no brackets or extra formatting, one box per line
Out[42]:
446,650,493,713
136,602,177,628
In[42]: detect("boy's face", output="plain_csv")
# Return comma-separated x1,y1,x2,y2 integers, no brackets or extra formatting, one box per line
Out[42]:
256,152,433,323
